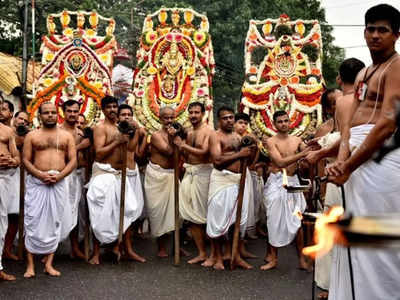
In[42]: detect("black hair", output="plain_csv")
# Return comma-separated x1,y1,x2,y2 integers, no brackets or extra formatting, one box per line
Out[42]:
217,106,234,119
78,113,86,120
188,101,205,113
14,111,28,118
101,96,118,110
272,110,288,122
235,112,250,123
118,103,133,116
62,100,80,111
38,101,53,114
2,100,14,113
339,58,365,84
365,4,400,33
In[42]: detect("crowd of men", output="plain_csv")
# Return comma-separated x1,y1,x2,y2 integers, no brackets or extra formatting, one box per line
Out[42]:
0,3,399,300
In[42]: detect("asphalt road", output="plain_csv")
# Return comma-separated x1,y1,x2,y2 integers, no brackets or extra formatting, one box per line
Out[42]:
0,235,315,300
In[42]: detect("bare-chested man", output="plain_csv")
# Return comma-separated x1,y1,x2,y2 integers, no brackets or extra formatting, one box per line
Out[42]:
172,102,213,264
144,106,177,257
205,106,256,270
59,100,89,260
0,100,14,126
3,111,30,261
0,104,19,281
23,102,77,277
325,5,400,300
261,110,310,271
87,98,145,264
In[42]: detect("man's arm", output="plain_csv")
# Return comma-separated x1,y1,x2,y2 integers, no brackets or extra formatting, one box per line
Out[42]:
175,131,210,156
265,137,308,168
22,132,45,180
56,133,77,181
151,131,174,156
94,125,126,161
210,132,251,168
7,131,20,166
136,128,148,159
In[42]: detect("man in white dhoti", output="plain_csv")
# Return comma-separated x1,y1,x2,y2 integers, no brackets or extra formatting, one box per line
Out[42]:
173,102,213,264
88,99,145,264
306,58,365,299
327,5,400,300
23,102,77,277
0,111,19,281
261,111,311,271
59,100,90,260
144,106,178,258
205,106,256,270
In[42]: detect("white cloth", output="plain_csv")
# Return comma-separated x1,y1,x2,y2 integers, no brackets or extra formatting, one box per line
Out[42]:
86,162,144,244
144,162,175,237
0,169,13,270
206,168,251,238
263,172,306,247
60,168,85,240
0,167,19,214
329,124,400,300
24,173,66,254
179,163,212,224
250,171,264,224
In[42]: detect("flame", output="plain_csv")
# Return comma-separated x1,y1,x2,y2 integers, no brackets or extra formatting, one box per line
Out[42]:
302,206,345,259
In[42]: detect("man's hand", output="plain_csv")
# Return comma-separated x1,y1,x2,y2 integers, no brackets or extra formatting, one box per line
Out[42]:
115,132,130,144
167,126,177,137
325,160,346,177
238,145,255,158
39,172,57,185
305,150,322,165
173,136,184,148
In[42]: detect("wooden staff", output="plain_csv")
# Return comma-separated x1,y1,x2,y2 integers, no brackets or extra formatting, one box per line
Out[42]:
118,142,128,244
17,163,25,260
230,157,249,270
173,145,180,266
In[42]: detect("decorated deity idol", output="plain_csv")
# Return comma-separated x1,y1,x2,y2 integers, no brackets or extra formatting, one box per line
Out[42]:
241,14,324,152
128,8,215,132
28,10,117,126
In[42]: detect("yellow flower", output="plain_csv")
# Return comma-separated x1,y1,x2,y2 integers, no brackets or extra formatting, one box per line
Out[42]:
86,29,96,37
94,82,103,89
187,66,195,76
43,78,53,87
63,28,73,37
147,66,157,74
145,31,158,45
45,52,54,61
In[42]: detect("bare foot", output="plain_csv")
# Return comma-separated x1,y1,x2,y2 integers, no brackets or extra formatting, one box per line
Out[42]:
201,257,215,267
260,260,277,270
3,250,19,261
318,291,329,300
299,256,311,271
89,256,100,265
126,250,146,263
157,249,169,258
188,254,207,264
41,256,48,264
70,247,86,261
232,256,253,270
222,253,231,261
110,250,121,264
240,248,258,259
44,265,61,277
264,254,274,263
0,271,16,281
213,261,225,270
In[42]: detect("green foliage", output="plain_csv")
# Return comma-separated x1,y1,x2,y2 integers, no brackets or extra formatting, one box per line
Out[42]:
273,25,293,40
0,0,344,108
302,44,319,62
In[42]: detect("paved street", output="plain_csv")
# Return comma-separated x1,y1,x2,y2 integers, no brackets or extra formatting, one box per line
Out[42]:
1,235,315,300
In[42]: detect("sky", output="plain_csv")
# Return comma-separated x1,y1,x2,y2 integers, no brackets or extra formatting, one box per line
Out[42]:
320,0,400,65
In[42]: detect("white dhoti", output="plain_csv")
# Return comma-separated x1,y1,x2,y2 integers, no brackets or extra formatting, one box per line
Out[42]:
206,168,251,238
329,124,400,300
0,169,14,270
24,174,66,254
0,168,19,214
263,172,306,247
144,162,175,237
179,163,212,224
250,171,265,224
60,168,85,240
86,162,144,244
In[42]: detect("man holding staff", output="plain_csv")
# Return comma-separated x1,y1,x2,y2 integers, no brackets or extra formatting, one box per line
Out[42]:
261,110,310,271
327,4,400,300
205,106,255,270
144,106,177,258
23,102,77,277
173,102,213,264
86,97,145,264
0,104,19,281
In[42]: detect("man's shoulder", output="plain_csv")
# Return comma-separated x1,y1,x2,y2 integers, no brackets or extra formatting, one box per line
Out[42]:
0,124,14,135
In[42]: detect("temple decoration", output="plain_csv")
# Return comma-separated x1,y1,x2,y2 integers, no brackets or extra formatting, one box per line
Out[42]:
28,10,117,125
127,8,215,132
241,14,324,151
